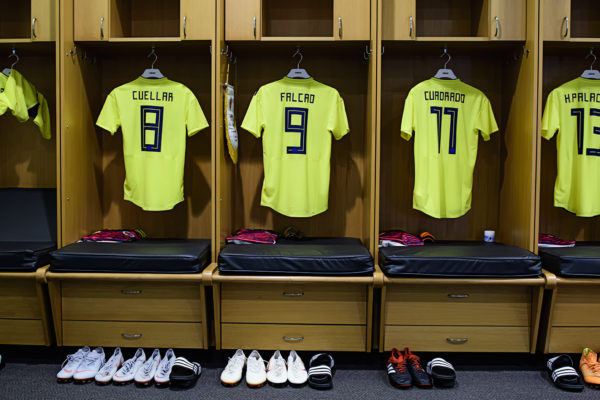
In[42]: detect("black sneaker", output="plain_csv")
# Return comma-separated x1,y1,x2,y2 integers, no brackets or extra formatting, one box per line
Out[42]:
387,348,411,389
404,348,432,388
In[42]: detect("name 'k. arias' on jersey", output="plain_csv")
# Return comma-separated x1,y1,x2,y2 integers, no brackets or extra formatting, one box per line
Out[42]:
542,77,600,217
241,77,349,217
401,78,498,219
96,77,209,211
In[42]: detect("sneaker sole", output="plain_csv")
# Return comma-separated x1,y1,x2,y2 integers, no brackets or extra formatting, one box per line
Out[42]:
221,379,241,387
390,382,412,389
56,377,73,384
95,379,112,386
247,380,266,388
73,378,94,384
267,380,288,388
112,379,134,385
135,379,154,387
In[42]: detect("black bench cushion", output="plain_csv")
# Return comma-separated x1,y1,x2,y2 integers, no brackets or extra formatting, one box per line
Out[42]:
539,243,600,277
0,241,56,272
380,242,541,278
50,239,210,274
218,237,374,276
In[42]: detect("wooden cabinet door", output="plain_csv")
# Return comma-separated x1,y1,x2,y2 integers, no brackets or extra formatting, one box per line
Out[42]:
382,0,415,40
74,0,109,41
542,0,570,41
334,0,370,40
31,0,56,41
225,0,260,40
181,0,214,40
489,0,526,40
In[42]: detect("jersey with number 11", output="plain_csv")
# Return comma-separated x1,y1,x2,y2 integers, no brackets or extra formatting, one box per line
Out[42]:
401,78,498,219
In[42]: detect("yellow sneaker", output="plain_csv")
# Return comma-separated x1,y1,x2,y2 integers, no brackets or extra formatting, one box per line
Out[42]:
580,348,600,386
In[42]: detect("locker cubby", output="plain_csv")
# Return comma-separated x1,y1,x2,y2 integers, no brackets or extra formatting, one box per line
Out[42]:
0,1,31,40
110,0,180,39
571,0,600,39
263,0,334,37
416,0,487,38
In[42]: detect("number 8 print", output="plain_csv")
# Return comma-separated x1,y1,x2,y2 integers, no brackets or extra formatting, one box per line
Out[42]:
141,106,164,152
285,107,308,155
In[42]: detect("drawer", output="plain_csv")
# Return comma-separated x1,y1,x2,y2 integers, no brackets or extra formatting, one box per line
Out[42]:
221,283,366,324
548,327,600,353
553,287,600,326
384,326,530,352
62,321,204,348
0,319,46,345
0,279,40,319
385,285,531,326
222,323,366,351
62,281,203,322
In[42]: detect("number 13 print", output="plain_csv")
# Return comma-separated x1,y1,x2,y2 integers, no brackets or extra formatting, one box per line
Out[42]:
285,107,308,154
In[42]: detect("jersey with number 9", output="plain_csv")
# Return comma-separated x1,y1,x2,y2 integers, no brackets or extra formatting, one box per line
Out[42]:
96,77,209,211
241,77,349,217
542,77,600,217
401,78,498,219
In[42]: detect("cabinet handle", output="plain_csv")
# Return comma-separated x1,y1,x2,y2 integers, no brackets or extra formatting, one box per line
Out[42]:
100,17,104,39
409,15,413,38
31,17,37,39
283,291,304,297
122,333,142,339
338,16,342,38
562,16,569,38
448,294,469,298
447,338,468,344
253,16,256,38
283,336,304,341
494,16,499,37
183,16,187,38
121,290,141,295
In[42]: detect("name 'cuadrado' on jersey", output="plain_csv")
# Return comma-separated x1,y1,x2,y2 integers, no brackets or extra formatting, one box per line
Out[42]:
401,78,498,219
96,77,209,211
241,77,350,218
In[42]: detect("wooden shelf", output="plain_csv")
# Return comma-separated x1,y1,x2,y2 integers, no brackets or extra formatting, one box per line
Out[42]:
0,38,34,43
108,37,182,43
261,36,336,41
415,36,490,42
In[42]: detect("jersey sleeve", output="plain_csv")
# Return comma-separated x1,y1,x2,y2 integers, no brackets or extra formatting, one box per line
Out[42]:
400,91,415,141
475,95,499,141
241,90,263,138
541,90,559,140
96,91,121,134
186,90,209,137
328,90,350,140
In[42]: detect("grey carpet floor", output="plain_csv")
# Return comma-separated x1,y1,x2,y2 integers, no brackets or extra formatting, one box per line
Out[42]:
1,362,598,400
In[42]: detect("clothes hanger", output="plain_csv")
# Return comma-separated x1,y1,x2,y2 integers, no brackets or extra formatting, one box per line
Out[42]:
286,46,310,79
434,47,458,80
581,48,600,80
2,49,19,77
141,47,164,79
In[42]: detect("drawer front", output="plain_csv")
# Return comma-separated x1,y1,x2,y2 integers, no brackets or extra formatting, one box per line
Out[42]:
221,283,367,324
222,323,366,351
548,327,600,353
384,326,530,352
0,279,40,319
553,287,600,326
62,281,203,322
63,321,204,348
385,285,531,326
0,319,46,345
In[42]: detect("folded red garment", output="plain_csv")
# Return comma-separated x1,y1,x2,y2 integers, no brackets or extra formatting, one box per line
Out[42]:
227,229,279,244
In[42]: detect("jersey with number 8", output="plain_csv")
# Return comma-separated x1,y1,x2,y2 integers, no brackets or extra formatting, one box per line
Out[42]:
401,78,498,219
542,77,600,216
96,77,209,211
241,77,349,217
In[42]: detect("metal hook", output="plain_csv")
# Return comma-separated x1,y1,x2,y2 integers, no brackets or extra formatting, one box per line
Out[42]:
8,48,19,69
364,45,372,61
441,46,451,69
292,46,303,69
586,48,597,70
147,46,158,69
221,45,230,57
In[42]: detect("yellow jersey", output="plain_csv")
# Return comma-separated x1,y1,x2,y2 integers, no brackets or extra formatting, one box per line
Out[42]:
97,77,209,211
241,77,349,217
401,78,498,218
542,77,600,216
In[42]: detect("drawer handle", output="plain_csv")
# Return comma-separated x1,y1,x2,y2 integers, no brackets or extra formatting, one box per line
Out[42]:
121,290,141,295
283,336,304,341
562,16,569,38
447,294,469,298
32,17,37,39
447,338,468,344
122,333,142,339
100,17,104,40
494,16,499,37
283,291,304,297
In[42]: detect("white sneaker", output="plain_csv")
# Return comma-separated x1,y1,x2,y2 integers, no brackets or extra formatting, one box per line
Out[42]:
245,350,267,388
73,347,105,383
95,348,123,385
154,349,176,386
56,346,90,382
220,349,246,386
113,348,146,384
267,350,287,386
287,350,308,386
134,349,161,386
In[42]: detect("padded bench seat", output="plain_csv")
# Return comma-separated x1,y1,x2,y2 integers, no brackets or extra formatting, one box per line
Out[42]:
539,243,600,277
218,237,374,275
50,239,210,274
0,241,56,272
380,242,541,278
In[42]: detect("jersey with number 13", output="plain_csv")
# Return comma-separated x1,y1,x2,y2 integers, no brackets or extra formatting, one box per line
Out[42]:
96,77,209,211
242,77,349,217
401,78,498,219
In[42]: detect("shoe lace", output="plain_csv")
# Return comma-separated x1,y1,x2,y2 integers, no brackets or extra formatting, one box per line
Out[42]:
62,353,84,369
407,355,425,372
248,358,266,374
224,356,245,373
270,359,286,376
119,359,136,375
